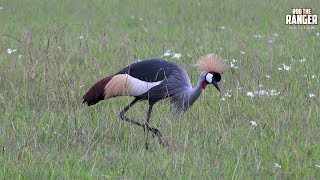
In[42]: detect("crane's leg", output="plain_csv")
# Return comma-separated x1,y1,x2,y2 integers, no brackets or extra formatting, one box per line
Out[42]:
119,99,167,148
144,105,153,149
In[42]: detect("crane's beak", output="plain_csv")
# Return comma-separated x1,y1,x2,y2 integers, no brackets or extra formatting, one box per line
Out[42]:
211,79,220,92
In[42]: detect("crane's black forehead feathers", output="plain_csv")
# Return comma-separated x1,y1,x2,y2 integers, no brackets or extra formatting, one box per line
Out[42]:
213,73,221,82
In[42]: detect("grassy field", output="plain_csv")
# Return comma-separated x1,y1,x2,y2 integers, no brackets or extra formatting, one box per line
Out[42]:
1,0,319,178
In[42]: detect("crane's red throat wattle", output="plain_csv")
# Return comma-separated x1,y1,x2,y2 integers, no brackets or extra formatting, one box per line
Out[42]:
201,81,207,89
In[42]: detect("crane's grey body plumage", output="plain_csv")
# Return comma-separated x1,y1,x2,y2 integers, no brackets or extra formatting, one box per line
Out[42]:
83,54,227,149
135,60,203,114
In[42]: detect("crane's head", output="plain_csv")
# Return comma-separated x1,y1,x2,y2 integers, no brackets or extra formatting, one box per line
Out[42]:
197,54,228,91
202,72,221,91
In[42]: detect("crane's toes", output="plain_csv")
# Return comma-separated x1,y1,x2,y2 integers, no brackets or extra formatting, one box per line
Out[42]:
150,128,169,147
159,138,169,147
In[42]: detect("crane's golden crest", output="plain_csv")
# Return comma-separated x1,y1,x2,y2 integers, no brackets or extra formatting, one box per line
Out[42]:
197,53,228,74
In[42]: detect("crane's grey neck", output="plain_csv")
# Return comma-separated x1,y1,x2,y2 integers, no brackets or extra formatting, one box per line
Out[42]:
170,71,206,115
187,77,203,107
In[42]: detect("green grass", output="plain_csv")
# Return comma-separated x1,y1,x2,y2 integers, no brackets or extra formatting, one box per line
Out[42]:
1,0,320,178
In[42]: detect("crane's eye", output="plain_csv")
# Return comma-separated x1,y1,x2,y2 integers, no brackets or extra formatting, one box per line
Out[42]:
213,73,221,82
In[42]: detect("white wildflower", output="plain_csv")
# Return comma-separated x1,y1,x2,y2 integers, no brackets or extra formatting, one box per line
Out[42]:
278,67,283,70
268,39,274,43
270,90,280,96
250,121,257,126
257,90,268,96
308,93,316,98
18,54,23,59
221,26,225,30
282,64,291,71
266,75,271,79
275,163,281,169
273,33,279,37
7,48,17,54
172,53,182,59
253,34,262,38
315,164,320,168
79,36,84,39
162,50,172,57
247,92,255,97
230,59,239,69
241,51,245,55
316,32,319,36
224,90,232,98
300,58,306,63
311,75,316,79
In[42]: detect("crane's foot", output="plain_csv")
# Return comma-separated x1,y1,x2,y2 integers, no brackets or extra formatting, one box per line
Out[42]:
151,128,169,147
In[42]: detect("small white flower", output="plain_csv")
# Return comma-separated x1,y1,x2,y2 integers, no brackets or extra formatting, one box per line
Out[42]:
253,34,262,38
315,164,320,168
221,26,225,30
278,67,283,70
0,6,3,10
241,51,245,55
266,75,271,79
270,90,280,96
257,90,268,96
31,73,36,80
80,85,84,88
273,33,279,37
300,58,306,63
275,163,281,169
229,59,239,69
224,90,232,98
250,121,257,126
268,39,274,43
282,64,291,71
316,32,319,36
58,46,62,50
308,93,316,98
220,97,226,101
172,53,182,59
162,52,171,57
247,92,255,97
18,54,23,59
258,84,263,88
7,48,17,54
311,75,316,79
139,18,143,21
79,36,84,39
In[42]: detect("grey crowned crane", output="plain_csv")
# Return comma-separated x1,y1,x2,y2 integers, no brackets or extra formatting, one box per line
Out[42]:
83,54,228,149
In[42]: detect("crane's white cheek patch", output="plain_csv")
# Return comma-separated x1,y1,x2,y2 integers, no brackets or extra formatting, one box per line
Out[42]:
104,74,162,98
206,73,213,83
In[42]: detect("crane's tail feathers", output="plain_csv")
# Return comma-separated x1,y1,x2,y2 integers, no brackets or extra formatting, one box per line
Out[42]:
82,75,114,106
197,53,228,74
